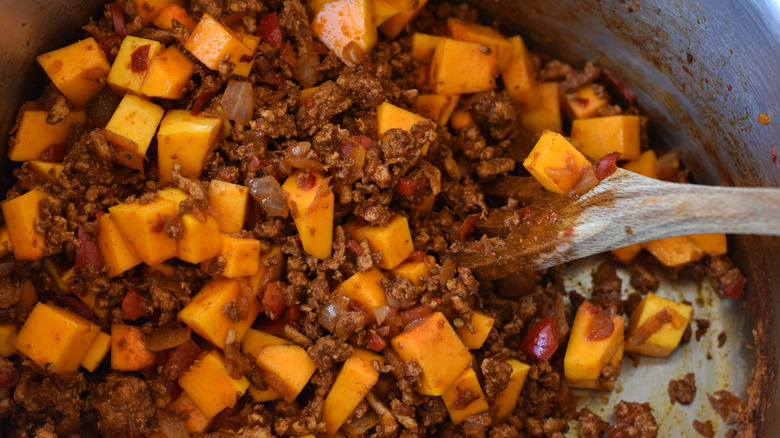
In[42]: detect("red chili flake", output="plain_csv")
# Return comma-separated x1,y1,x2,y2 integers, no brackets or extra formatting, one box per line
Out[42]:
122,289,148,320
75,226,105,271
396,177,426,196
163,339,202,381
366,332,387,352
191,91,215,116
519,316,559,362
262,281,288,319
346,239,364,256
110,2,127,37
131,44,151,73
40,143,65,162
256,12,282,48
772,145,777,164
595,152,622,180
299,171,317,191
458,213,481,241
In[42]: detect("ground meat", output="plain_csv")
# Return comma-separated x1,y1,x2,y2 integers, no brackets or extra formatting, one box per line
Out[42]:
609,401,658,438
480,357,512,400
692,419,715,437
629,264,658,294
307,336,352,370
560,62,601,93
706,255,746,298
468,91,518,140
707,390,746,424
476,157,516,181
591,261,623,311
717,331,727,348
12,370,85,418
695,318,710,342
668,373,696,404
86,374,156,437
296,81,352,136
578,408,609,438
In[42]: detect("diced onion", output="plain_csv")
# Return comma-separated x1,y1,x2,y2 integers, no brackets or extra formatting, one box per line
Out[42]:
221,80,254,125
373,305,392,324
573,167,599,196
249,176,288,217
146,327,192,352
318,301,345,332
342,411,378,436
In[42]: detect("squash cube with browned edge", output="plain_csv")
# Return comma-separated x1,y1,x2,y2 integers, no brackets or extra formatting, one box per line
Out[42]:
255,344,317,402
348,215,414,269
28,161,65,184
378,0,428,39
522,131,594,195
179,277,261,349
108,198,179,266
567,342,624,390
391,312,472,396
389,254,435,285
492,359,530,422
688,233,727,256
430,38,498,95
15,302,101,373
111,324,156,371
447,18,513,71
247,245,285,292
0,227,12,259
1,189,48,261
248,384,282,403
413,94,459,126
625,292,693,358
140,46,196,100
311,0,377,66
411,33,443,61
208,180,249,233
156,187,189,208
184,14,256,77
157,110,222,183
9,107,86,162
450,109,475,133
282,171,335,260
323,349,385,435
570,115,641,161
81,331,111,372
441,365,489,424
457,311,495,349
564,83,610,120
0,324,18,357
105,94,166,170
97,213,143,278
519,82,561,135
219,234,262,278
179,350,250,419
335,268,388,313
564,301,625,383
168,391,214,433
377,101,434,155
178,215,221,264
622,149,658,179
373,0,399,26
241,328,292,358
152,3,198,31
643,236,704,267
611,243,642,265
107,36,165,95
501,36,540,111
37,38,111,107
133,0,184,22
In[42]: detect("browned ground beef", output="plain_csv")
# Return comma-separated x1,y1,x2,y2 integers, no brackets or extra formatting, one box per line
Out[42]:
669,372,697,405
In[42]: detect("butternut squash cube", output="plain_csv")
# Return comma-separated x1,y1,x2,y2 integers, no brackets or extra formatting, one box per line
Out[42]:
37,38,111,107
389,254,435,285
282,171,335,260
519,82,561,135
643,236,704,267
564,83,610,120
241,328,292,358
348,215,414,269
390,312,472,396
133,0,183,22
567,342,624,390
414,194,436,213
625,293,693,358
311,0,377,66
168,392,214,433
111,324,156,371
522,131,594,195
335,268,388,312
322,349,385,434
152,3,198,31
208,180,249,233
107,36,165,95
140,46,196,100
97,213,143,278
430,38,498,95
18,279,37,310
0,227,12,259
81,331,111,372
411,33,443,61
412,94,459,126
78,288,108,320
234,33,260,77
571,115,641,161
108,198,179,266
564,301,625,382
622,149,658,179
0,324,18,357
156,187,190,208
178,350,250,419
688,233,728,256
502,36,540,111
15,302,101,373
450,109,475,133
457,311,494,349
105,94,166,170
492,359,530,422
377,101,433,154
441,365,489,424
178,277,261,349
373,0,400,26
28,161,65,183
157,110,222,183
611,243,642,265
255,344,317,402
184,14,255,77
248,384,282,403
378,0,428,39
9,108,86,161
247,245,285,292
219,234,261,278
1,189,48,260
178,215,221,264
446,18,513,71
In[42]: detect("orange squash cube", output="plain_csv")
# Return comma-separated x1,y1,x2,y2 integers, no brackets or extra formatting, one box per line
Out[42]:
564,301,625,382
156,187,189,207
390,312,472,395
389,254,435,285
450,109,475,133
28,161,65,183
622,149,658,179
107,36,165,95
430,38,498,95
335,268,388,312
255,344,317,402
168,392,214,433
410,33,443,61
377,102,433,154
178,215,221,264
567,342,624,390
152,3,198,31
208,180,249,233
140,46,196,100
643,236,704,267
1,189,48,261
241,328,291,358
105,94,166,170
625,293,693,358
157,110,223,183
184,14,256,77
178,277,261,349
373,0,400,26
322,349,385,434
456,311,494,349
15,302,101,373
37,38,111,107
178,350,250,419
441,365,489,424
111,324,156,371
9,108,86,162
571,115,641,161
282,171,335,260
219,234,261,278
378,0,428,39
81,331,111,372
446,18,513,71
348,215,414,269
311,0,377,66
522,131,594,195
247,245,285,292
564,83,610,120
18,280,37,310
519,82,561,134
611,243,643,265
247,384,282,403
108,198,179,266
492,359,530,421
96,213,143,278
133,0,183,22
502,36,540,111
688,233,727,256
412,94,459,126
0,324,18,357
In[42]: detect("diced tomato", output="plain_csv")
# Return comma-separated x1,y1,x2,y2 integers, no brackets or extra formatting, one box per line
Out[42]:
110,2,127,37
458,213,481,241
259,317,286,336
519,316,560,362
130,44,151,73
595,152,621,180
299,171,317,191
366,332,387,352
396,177,426,196
283,305,299,326
262,281,288,319
163,339,202,381
122,289,148,320
585,305,615,341
191,91,214,116
722,274,746,299
280,41,297,70
40,143,65,162
256,12,282,48
75,226,105,271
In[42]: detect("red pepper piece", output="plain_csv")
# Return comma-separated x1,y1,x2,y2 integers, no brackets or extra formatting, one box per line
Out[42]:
519,316,560,362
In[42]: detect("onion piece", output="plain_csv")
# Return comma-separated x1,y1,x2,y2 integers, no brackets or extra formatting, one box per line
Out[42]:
221,80,254,125
146,327,192,352
573,166,599,196
342,411,378,436
318,301,345,332
249,176,288,217
373,305,392,324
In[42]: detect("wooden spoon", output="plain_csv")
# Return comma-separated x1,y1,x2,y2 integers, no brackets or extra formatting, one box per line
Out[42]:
456,168,780,280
